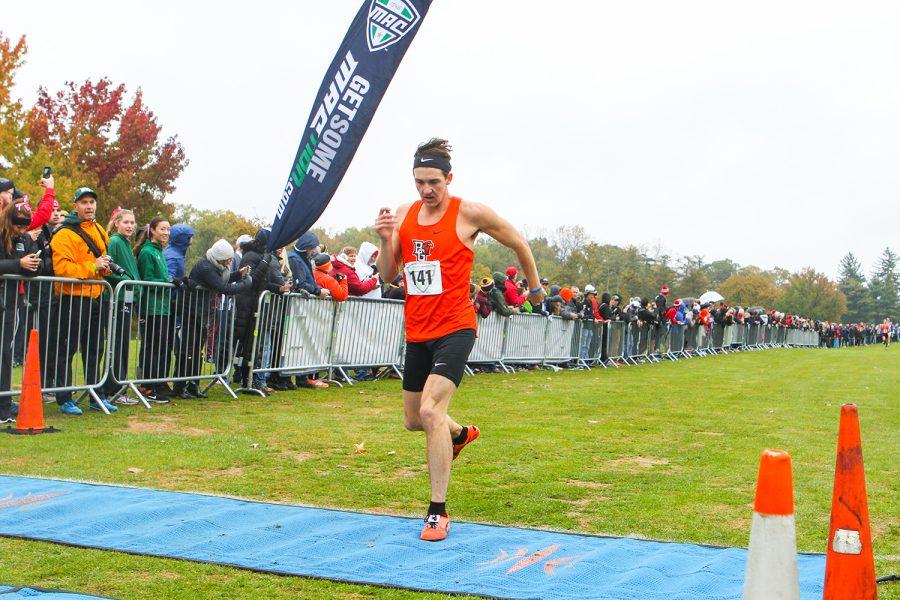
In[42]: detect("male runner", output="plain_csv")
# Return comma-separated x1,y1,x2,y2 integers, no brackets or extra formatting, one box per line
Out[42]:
374,138,543,541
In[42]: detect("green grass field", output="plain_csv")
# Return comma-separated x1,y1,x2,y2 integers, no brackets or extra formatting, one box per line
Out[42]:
1,346,897,599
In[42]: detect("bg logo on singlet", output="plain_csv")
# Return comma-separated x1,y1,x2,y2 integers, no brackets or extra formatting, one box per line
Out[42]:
367,0,421,52
412,239,434,261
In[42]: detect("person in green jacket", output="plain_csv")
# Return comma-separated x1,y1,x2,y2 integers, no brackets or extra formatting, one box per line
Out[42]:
102,208,142,403
135,216,172,400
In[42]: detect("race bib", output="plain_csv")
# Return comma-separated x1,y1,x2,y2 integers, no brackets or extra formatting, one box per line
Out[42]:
404,261,443,296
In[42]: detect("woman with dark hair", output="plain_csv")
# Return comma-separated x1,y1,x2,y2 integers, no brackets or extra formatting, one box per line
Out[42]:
0,202,42,422
136,217,173,401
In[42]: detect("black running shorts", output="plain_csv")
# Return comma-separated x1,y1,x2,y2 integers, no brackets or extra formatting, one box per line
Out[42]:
402,328,476,392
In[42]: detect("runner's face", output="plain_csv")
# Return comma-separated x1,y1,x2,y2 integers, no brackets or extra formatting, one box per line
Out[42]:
413,167,452,207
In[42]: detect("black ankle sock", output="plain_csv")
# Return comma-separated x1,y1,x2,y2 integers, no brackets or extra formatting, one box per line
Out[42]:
452,426,468,445
428,501,446,517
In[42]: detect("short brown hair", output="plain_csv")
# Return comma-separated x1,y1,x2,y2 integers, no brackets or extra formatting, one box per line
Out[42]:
414,138,452,160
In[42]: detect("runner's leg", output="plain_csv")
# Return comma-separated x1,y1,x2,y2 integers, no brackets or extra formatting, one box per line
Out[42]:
419,374,459,503
404,389,463,438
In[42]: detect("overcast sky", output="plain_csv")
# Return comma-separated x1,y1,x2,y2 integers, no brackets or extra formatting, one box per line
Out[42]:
7,1,899,279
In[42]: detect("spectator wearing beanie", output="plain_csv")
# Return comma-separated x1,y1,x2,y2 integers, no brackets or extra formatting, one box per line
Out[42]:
472,277,493,318
235,229,290,394
232,234,252,274
489,272,516,316
503,266,526,307
313,253,349,301
384,273,405,300
176,239,254,398
288,232,327,297
0,179,14,208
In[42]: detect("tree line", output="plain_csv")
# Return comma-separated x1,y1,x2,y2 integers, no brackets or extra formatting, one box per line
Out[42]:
317,224,898,324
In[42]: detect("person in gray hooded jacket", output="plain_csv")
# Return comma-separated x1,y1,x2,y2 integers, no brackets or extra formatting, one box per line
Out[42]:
287,232,328,297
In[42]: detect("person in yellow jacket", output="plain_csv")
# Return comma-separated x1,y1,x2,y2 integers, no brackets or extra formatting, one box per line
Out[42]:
49,187,117,415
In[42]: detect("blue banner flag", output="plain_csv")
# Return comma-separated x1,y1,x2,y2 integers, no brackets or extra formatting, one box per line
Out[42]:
268,0,434,251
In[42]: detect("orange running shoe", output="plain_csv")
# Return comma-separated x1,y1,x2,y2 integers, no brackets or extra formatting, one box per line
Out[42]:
420,513,451,541
452,425,480,461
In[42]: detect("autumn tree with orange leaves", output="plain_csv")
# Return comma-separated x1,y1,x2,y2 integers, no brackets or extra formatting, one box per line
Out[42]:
0,30,187,222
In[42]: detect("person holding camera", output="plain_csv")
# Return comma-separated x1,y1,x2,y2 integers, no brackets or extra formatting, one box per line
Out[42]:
135,217,173,401
49,187,118,415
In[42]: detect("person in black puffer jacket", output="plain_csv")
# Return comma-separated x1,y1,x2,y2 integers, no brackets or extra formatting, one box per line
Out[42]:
176,239,254,399
235,229,290,394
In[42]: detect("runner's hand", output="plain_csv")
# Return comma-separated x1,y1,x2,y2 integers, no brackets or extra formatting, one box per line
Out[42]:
375,208,397,242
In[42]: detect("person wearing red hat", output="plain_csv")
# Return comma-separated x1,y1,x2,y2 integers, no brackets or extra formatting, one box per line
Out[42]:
503,266,526,308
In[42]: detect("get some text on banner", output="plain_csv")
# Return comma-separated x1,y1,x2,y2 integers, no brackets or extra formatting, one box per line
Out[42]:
268,0,434,250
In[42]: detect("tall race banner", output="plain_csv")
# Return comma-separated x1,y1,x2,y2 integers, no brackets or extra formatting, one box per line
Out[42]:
268,0,434,250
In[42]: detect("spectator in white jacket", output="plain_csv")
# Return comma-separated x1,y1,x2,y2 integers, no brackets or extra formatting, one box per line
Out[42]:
355,241,381,299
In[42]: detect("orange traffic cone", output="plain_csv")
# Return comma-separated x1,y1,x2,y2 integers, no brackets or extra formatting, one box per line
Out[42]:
6,329,58,435
743,449,800,599
823,404,876,599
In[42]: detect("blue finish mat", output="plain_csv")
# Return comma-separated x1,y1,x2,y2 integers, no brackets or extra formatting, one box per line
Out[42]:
0,476,825,599
0,587,108,599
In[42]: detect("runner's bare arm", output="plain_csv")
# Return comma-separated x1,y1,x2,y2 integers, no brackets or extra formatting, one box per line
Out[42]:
463,202,544,305
375,203,410,283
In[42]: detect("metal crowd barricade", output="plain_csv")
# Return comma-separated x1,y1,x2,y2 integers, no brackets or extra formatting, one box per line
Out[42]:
644,323,661,362
652,323,671,361
693,323,710,356
785,328,798,347
242,291,336,394
330,297,405,383
710,323,726,354
468,313,509,372
746,324,760,350
109,280,236,407
682,324,699,356
570,320,589,368
778,327,788,347
666,323,686,360
628,322,650,364
1,275,114,413
543,316,579,369
501,313,547,366
579,321,605,368
729,323,747,350
605,321,627,367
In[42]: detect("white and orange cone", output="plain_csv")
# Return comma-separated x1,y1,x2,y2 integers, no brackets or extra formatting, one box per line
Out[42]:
743,449,800,600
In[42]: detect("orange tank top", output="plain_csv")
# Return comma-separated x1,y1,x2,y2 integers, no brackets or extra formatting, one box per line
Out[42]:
399,196,477,342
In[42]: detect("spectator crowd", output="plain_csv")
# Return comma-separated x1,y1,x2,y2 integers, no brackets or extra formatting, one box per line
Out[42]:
0,174,895,423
